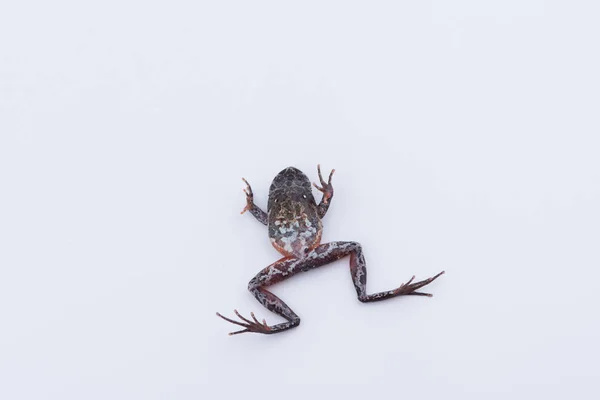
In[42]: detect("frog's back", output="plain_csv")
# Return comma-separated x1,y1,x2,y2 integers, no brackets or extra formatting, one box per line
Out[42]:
267,167,322,257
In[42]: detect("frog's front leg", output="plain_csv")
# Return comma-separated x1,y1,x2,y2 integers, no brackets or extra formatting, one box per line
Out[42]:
240,178,267,226
313,164,335,219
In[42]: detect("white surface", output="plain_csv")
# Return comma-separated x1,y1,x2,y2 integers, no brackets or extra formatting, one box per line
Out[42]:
1,1,599,399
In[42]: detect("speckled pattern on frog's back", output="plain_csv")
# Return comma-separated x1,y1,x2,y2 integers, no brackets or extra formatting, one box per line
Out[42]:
267,167,323,258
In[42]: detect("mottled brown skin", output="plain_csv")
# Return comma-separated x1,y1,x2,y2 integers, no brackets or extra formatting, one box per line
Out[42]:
217,165,444,335
267,166,323,257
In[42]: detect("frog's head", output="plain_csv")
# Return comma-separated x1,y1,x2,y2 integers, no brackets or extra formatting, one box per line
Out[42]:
267,166,316,212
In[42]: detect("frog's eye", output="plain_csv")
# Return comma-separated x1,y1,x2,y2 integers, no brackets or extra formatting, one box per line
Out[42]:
303,194,307,199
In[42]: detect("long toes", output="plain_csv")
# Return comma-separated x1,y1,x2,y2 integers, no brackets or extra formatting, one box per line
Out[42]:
409,279,436,291
216,312,248,328
407,291,432,297
402,275,415,286
229,328,250,336
414,271,444,287
432,270,445,280
317,165,329,185
408,272,444,291
241,178,253,194
234,310,254,325
250,312,261,325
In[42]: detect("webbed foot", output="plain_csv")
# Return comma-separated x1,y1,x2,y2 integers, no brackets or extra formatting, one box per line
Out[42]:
393,271,445,297
216,310,273,335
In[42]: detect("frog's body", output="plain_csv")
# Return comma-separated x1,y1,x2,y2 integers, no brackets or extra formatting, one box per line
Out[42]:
267,167,322,257
217,165,444,335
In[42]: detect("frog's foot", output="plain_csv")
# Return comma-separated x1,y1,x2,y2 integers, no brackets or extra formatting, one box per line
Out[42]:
216,310,272,335
313,164,335,204
240,178,255,214
392,271,445,297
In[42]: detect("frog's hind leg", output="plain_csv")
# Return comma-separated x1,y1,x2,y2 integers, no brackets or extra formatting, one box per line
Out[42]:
216,257,302,335
217,251,346,335
318,241,445,302
216,242,444,335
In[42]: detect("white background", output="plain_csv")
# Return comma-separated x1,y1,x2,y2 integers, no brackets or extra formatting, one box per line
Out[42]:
1,1,599,399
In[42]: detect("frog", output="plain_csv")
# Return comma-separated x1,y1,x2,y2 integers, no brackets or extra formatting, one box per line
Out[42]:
216,165,444,335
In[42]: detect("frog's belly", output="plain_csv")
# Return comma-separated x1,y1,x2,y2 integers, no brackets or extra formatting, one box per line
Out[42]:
270,225,322,258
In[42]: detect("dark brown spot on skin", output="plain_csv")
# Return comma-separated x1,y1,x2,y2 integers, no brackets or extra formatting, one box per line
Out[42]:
315,244,328,254
275,263,288,272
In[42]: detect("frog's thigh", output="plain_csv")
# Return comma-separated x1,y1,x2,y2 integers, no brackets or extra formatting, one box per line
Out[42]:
249,242,359,289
